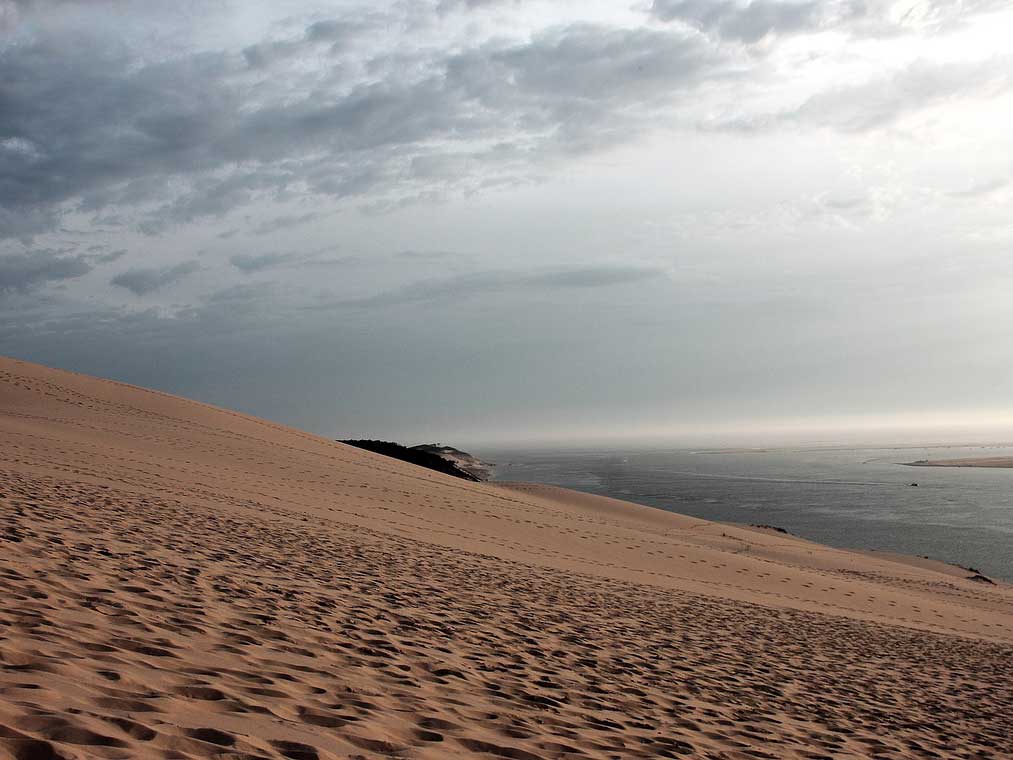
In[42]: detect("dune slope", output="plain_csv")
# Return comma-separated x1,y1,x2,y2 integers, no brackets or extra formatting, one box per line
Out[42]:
1,356,1011,759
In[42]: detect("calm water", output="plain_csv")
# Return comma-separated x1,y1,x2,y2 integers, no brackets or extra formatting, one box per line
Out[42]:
479,445,1013,582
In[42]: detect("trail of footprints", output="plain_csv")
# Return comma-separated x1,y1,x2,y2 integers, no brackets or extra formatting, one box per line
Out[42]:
7,379,1005,638
7,416,1009,646
1,471,1012,760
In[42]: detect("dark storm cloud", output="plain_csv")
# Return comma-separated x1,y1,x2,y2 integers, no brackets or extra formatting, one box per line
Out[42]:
337,265,667,308
0,249,92,293
0,16,728,239
110,260,200,295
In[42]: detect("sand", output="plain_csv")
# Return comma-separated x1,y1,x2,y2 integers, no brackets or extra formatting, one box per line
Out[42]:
1,356,1011,760
905,456,1013,468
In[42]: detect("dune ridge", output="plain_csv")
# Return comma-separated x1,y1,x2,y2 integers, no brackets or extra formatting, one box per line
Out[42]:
1,356,1011,759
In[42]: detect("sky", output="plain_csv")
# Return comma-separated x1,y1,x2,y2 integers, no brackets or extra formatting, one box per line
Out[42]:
2,0,1012,447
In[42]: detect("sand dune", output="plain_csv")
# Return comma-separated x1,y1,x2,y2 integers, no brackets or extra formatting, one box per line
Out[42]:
1,356,1011,759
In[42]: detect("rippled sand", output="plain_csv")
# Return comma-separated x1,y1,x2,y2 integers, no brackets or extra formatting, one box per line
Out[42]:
2,356,1011,759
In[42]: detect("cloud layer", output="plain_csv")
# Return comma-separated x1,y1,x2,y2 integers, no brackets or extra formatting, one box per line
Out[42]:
110,261,200,296
3,1,1008,240
2,0,1013,444
0,249,92,292
0,8,730,241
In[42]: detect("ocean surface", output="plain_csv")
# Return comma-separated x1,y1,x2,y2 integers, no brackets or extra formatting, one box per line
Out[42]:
480,445,1013,582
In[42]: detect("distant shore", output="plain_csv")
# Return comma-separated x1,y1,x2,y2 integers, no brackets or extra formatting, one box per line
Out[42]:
904,457,1013,468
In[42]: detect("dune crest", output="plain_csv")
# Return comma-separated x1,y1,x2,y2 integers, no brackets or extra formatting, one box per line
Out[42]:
1,356,1011,759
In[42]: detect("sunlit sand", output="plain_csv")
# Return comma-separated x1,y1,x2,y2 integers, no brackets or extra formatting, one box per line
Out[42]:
2,356,1011,759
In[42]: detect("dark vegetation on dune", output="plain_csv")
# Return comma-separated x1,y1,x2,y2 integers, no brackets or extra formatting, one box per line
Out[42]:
751,524,791,535
410,443,491,481
339,440,482,481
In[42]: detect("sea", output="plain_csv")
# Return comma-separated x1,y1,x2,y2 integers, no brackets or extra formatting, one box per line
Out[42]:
479,444,1013,582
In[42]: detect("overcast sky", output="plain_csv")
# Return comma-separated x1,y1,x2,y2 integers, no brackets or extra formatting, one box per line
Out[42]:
2,0,1012,447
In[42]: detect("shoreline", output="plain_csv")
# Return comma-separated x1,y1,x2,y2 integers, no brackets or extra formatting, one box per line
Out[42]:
904,456,1013,468
484,446,1013,583
496,480,1008,586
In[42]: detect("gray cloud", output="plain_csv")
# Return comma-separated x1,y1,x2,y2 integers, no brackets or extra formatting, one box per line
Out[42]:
94,248,128,264
338,264,667,308
395,249,460,260
1,0,114,30
0,15,728,239
230,246,358,274
473,25,720,99
2,0,1006,244
651,0,1008,41
194,282,279,320
0,32,242,236
110,260,200,295
251,211,324,236
651,0,827,42
0,249,92,293
230,252,298,274
241,18,365,68
0,204,59,242
436,0,516,12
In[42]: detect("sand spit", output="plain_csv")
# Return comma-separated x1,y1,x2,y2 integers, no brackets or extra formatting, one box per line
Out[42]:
905,457,1013,468
1,357,1011,759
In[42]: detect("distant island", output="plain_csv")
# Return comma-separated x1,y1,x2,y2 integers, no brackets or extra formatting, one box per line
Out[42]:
340,439,491,481
904,457,1013,469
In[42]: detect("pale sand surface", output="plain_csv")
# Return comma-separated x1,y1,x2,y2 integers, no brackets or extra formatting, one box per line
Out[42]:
906,456,1013,468
1,356,1011,759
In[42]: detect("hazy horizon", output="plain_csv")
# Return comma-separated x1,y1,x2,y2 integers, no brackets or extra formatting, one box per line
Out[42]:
3,0,1012,445
435,417,1013,453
